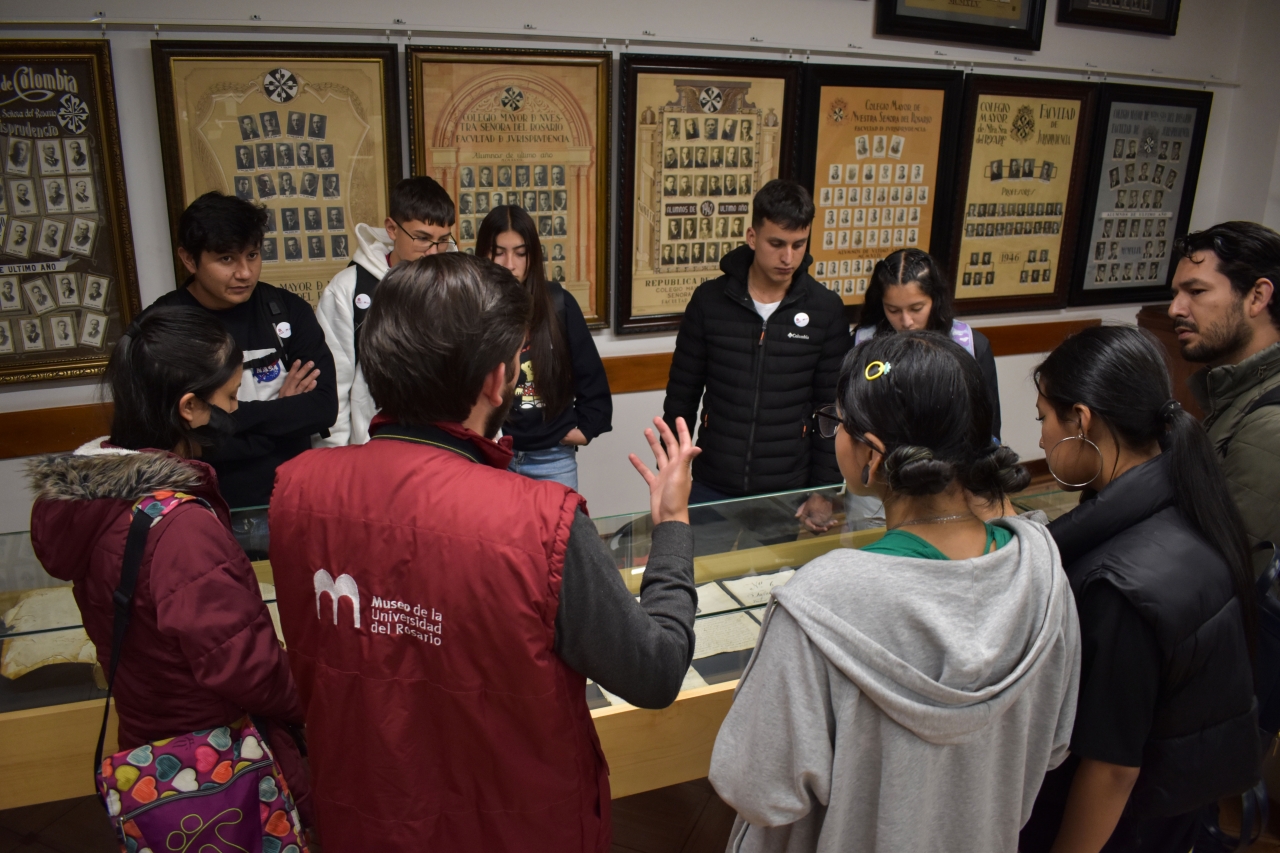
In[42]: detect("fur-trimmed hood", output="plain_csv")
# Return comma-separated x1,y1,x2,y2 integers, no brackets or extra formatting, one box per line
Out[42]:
28,439,207,502
28,438,227,584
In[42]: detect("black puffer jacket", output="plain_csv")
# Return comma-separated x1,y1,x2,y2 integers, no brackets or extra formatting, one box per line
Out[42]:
663,245,851,496
1049,454,1259,818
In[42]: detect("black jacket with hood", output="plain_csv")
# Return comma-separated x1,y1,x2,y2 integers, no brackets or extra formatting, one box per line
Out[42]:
663,245,852,497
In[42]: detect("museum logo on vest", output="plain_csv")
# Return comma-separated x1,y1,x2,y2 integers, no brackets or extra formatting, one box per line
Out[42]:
314,568,361,628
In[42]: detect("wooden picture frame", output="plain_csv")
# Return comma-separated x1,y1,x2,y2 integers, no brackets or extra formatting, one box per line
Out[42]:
1067,83,1211,306
616,54,802,335
1057,0,1181,35
948,76,1098,314
0,39,141,385
407,46,611,328
798,64,964,315
151,41,402,309
875,0,1049,51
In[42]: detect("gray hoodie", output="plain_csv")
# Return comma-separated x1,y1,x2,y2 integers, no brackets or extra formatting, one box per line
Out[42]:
709,517,1080,853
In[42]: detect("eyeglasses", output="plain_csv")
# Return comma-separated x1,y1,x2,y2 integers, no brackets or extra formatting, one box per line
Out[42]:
815,404,842,439
394,221,457,253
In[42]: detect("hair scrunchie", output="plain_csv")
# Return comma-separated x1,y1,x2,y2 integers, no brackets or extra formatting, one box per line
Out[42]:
1159,398,1183,423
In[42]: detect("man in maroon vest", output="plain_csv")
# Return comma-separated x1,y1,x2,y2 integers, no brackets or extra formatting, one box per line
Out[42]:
269,253,699,852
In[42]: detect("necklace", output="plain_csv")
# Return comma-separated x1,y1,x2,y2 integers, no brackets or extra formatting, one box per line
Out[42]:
889,512,976,530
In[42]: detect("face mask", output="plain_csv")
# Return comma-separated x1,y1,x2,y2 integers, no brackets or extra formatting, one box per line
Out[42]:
190,405,237,455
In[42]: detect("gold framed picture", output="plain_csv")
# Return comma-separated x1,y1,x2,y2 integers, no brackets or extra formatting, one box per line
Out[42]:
0,40,141,385
407,47,611,327
152,41,402,308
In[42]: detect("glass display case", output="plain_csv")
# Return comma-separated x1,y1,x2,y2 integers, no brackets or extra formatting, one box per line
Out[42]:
0,487,884,715
0,483,894,807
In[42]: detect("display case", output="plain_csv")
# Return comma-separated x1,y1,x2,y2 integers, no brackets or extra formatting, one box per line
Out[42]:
0,485,890,808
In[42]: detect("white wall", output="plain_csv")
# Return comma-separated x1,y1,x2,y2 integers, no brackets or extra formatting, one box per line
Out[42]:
0,0,1275,529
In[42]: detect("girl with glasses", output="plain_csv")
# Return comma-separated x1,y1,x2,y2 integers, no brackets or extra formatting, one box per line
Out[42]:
711,331,1077,853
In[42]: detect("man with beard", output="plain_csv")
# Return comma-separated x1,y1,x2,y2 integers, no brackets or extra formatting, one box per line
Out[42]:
267,252,698,852
1169,221,1280,572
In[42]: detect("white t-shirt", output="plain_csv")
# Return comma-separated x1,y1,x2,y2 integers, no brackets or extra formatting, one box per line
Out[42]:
753,298,781,322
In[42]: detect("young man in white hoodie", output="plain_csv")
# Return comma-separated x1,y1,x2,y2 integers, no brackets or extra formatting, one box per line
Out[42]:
709,331,1080,853
314,176,456,446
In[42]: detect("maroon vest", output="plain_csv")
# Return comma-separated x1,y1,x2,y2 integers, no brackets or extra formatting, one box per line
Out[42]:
269,423,608,852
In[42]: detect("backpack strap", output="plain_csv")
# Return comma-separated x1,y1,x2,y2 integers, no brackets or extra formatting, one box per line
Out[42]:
242,284,290,372
1245,386,1280,417
949,320,977,358
350,262,381,365
95,492,211,774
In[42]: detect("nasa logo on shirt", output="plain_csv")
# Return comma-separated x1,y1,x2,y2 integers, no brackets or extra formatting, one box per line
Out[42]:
354,293,371,310
794,312,810,328
253,360,282,384
275,322,292,338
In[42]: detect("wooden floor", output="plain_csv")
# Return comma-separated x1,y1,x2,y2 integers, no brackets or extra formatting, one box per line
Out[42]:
4,784,1280,853
612,778,737,853
0,780,736,853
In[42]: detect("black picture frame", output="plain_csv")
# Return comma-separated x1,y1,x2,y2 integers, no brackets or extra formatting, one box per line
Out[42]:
615,54,802,335
875,0,1048,51
1067,83,1211,306
1057,0,1181,35
948,75,1099,315
798,64,964,322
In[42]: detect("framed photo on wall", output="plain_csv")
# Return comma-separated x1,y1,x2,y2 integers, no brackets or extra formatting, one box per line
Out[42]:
1058,0,1181,35
407,47,610,327
875,0,1049,51
798,65,964,309
152,41,402,309
948,76,1098,314
616,54,801,334
1068,83,1210,306
0,39,141,385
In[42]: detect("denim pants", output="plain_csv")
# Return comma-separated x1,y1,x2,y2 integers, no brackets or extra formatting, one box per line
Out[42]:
509,444,578,490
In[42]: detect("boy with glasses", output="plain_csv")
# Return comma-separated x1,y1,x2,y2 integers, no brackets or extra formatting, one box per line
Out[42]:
316,176,456,446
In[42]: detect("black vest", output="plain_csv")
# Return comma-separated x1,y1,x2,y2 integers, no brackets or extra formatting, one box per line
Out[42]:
1050,455,1260,818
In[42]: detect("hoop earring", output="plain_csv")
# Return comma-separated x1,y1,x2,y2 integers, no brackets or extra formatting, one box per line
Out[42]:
1046,433,1104,489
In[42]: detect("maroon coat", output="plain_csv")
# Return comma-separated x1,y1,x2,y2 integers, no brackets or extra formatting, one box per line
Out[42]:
28,443,305,767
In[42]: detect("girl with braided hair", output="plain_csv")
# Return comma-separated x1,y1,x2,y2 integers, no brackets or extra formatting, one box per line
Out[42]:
710,330,1080,853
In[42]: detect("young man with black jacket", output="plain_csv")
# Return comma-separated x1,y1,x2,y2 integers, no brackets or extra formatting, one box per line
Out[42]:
149,191,337,508
663,179,851,524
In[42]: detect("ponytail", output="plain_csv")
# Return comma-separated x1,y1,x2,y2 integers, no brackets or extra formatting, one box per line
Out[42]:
1164,404,1257,652
1036,326,1257,652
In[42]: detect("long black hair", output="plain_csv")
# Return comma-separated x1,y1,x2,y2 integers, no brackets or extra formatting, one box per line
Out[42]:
1035,325,1256,644
858,249,955,335
106,306,242,451
475,205,572,419
838,331,1027,500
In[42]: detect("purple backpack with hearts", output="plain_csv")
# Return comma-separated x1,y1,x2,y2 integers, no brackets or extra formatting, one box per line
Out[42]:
93,493,309,853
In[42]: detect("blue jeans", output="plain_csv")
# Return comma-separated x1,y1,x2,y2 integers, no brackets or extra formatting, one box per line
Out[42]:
509,444,578,490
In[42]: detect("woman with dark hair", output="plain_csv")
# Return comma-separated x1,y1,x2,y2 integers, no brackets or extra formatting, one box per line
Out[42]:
475,205,611,488
26,306,310,820
710,331,1079,853
856,249,1002,439
1020,325,1258,853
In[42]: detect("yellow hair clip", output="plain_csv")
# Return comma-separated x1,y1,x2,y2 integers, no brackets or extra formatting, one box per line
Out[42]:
864,361,891,381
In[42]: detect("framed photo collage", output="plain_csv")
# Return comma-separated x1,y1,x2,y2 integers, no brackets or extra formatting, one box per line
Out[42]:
0,40,1214,373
